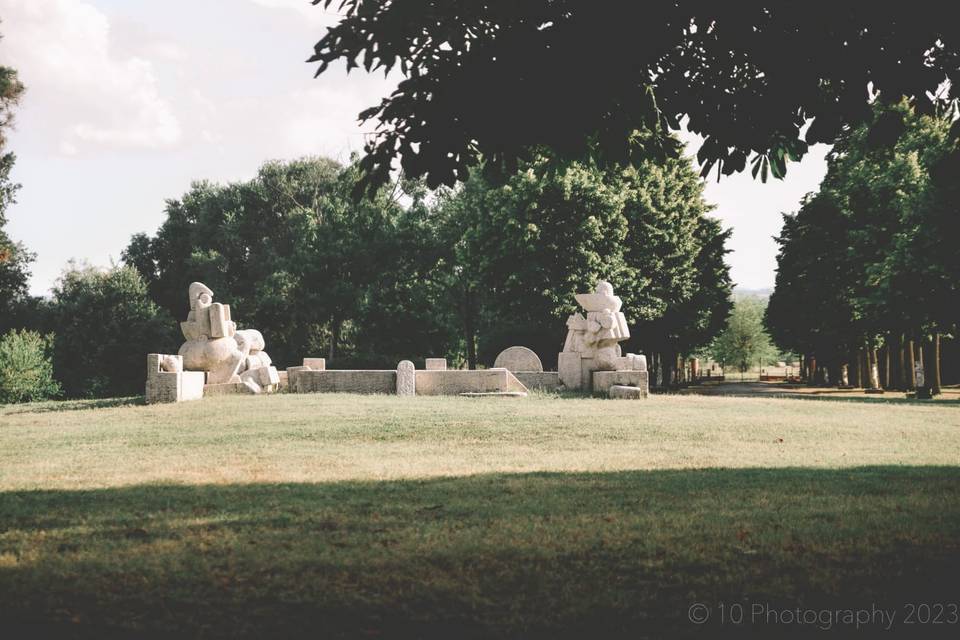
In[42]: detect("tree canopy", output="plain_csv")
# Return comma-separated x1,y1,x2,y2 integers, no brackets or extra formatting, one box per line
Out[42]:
310,1,960,190
765,100,959,390
0,34,33,327
124,153,730,383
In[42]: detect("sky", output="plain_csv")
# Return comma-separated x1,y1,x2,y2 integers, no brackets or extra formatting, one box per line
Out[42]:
1,0,828,297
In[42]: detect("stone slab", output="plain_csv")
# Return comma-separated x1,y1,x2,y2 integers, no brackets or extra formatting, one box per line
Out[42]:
593,370,649,397
289,369,396,394
425,358,447,371
203,381,257,396
609,385,645,399
414,368,529,396
514,371,561,391
558,352,582,390
493,346,543,372
460,391,527,398
303,358,326,370
397,360,416,396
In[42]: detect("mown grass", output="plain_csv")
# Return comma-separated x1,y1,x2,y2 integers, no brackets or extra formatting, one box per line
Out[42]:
1,393,959,638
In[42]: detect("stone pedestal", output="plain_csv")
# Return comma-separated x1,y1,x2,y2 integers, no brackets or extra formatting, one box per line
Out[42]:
558,352,583,390
425,358,447,370
145,354,205,404
593,370,649,397
303,358,326,370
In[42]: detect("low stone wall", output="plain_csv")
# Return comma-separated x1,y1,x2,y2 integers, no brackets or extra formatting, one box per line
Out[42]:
289,369,396,394
514,371,561,391
415,368,528,396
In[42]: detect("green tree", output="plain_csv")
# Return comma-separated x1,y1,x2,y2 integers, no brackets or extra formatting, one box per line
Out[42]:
0,329,60,404
0,37,33,329
433,150,731,376
309,2,958,191
124,157,455,368
710,295,778,379
50,265,179,398
765,101,959,391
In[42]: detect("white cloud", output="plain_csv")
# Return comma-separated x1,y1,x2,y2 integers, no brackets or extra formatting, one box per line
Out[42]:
247,0,342,27
0,0,182,153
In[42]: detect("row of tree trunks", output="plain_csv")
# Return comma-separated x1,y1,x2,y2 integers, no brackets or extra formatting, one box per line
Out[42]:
814,334,945,394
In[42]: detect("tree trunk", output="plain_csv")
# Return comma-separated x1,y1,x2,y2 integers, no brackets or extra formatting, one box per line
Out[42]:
328,318,341,362
853,349,862,388
868,347,881,390
462,286,477,369
933,333,942,395
882,342,890,389
808,355,817,386
907,339,917,389
897,334,907,390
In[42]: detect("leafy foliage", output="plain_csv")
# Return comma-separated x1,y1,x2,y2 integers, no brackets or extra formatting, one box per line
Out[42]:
434,151,732,371
708,295,778,374
0,329,60,404
50,265,179,398
0,41,32,326
310,1,960,191
123,157,457,368
765,100,959,386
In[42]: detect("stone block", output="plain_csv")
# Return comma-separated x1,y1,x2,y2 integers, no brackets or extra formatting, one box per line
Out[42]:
514,371,561,391
290,370,396,394
397,360,416,396
203,381,257,396
255,365,280,387
285,366,309,392
303,357,326,370
593,370,649,397
146,354,204,404
609,385,645,399
558,352,582,390
413,368,528,396
425,358,447,370
493,346,543,372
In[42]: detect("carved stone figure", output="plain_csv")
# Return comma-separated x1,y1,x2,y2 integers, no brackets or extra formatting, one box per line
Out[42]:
564,281,630,370
558,280,647,397
177,282,278,392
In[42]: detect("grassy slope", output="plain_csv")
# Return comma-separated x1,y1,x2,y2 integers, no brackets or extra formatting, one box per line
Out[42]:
1,393,959,638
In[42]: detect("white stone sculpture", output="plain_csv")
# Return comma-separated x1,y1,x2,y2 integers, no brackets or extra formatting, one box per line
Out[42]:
564,281,630,370
177,282,279,393
558,280,647,398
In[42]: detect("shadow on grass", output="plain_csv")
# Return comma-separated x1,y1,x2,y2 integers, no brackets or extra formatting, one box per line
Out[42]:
1,396,145,416
2,466,960,639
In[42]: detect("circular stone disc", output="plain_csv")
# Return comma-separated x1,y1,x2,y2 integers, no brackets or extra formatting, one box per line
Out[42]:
493,346,543,372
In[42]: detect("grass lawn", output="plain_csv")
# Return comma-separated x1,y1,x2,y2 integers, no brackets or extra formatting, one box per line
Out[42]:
1,393,959,638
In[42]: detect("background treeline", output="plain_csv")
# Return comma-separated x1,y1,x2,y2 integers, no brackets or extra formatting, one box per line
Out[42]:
765,100,960,394
2,150,734,400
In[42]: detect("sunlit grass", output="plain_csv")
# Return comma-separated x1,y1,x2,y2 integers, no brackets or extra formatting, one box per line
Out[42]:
1,393,958,637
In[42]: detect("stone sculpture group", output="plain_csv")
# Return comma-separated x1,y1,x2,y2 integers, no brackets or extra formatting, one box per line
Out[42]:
146,280,648,403
178,282,280,393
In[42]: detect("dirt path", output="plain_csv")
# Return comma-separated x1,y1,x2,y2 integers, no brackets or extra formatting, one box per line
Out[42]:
674,380,960,404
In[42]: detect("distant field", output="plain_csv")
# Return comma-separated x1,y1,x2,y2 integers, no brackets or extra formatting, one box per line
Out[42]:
1,393,959,637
